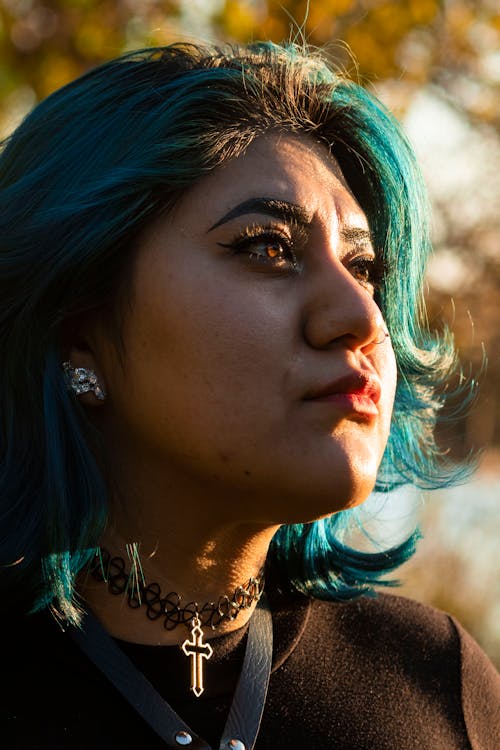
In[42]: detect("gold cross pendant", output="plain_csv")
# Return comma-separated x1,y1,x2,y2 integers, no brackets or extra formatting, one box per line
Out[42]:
181,616,213,697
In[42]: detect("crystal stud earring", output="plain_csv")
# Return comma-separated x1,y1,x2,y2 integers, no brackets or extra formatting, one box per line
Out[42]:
63,361,106,401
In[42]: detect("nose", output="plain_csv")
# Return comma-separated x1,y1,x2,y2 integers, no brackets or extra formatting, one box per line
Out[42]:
302,260,386,354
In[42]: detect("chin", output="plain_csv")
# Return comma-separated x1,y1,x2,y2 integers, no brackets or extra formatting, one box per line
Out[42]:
272,447,381,524
259,472,378,526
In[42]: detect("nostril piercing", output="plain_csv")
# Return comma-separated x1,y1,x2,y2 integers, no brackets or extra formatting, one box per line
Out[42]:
374,330,390,345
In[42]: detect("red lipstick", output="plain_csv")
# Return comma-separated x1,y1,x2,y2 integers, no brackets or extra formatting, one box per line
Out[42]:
305,372,381,417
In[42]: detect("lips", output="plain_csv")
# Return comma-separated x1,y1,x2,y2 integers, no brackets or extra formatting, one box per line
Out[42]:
304,371,381,415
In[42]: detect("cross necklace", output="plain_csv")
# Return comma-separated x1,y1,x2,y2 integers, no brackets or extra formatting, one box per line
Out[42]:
89,549,264,697
71,598,273,750
181,615,214,697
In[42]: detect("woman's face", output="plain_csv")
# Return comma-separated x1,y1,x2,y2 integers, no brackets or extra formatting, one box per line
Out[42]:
91,134,397,524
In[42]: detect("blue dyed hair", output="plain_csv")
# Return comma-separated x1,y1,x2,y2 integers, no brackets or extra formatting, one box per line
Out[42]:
0,41,471,622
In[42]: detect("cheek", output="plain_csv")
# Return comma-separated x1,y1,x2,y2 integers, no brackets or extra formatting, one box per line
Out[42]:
387,345,398,403
378,344,398,437
107,278,293,459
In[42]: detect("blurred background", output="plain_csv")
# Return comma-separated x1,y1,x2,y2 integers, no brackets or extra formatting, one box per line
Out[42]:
0,0,498,665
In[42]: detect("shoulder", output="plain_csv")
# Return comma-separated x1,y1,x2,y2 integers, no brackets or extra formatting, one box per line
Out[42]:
450,614,500,749
302,591,464,669
265,592,469,747
307,592,500,748
309,591,499,685
298,591,467,677
313,588,453,628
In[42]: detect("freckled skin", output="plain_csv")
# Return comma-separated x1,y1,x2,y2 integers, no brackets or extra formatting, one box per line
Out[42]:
74,134,397,643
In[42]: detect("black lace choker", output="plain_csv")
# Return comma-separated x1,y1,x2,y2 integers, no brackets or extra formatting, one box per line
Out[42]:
90,548,265,631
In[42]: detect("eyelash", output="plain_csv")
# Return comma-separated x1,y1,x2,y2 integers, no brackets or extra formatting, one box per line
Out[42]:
218,225,301,272
219,225,384,291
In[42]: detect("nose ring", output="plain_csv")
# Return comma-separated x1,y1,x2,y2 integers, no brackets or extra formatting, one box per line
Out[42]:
374,329,390,345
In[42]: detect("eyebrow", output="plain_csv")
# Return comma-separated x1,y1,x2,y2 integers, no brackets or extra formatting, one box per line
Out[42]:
340,226,373,245
208,197,313,232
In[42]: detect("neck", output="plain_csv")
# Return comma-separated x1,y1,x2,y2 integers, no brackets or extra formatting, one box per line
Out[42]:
79,441,281,644
79,522,278,646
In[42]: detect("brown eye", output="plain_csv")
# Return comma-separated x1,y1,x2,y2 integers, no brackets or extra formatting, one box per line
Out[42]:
265,244,281,259
244,238,295,268
252,240,289,262
220,230,299,271
349,255,381,291
352,260,372,282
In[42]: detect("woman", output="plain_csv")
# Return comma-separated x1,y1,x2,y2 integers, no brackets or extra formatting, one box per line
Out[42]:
0,41,498,749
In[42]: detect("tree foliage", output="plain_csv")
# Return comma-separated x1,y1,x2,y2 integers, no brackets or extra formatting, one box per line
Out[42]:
1,1,498,115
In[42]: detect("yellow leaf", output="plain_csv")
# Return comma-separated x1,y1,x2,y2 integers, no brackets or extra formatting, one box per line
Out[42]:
408,0,439,26
221,0,259,40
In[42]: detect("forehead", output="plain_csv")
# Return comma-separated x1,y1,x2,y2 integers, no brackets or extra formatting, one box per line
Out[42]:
175,133,367,230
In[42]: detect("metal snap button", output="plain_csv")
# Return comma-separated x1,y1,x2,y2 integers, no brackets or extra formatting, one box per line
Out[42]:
175,730,193,745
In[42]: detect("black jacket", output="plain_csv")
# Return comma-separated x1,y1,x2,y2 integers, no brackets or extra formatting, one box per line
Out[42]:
2,591,499,749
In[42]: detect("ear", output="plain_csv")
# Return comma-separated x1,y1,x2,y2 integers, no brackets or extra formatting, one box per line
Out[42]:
62,314,108,407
